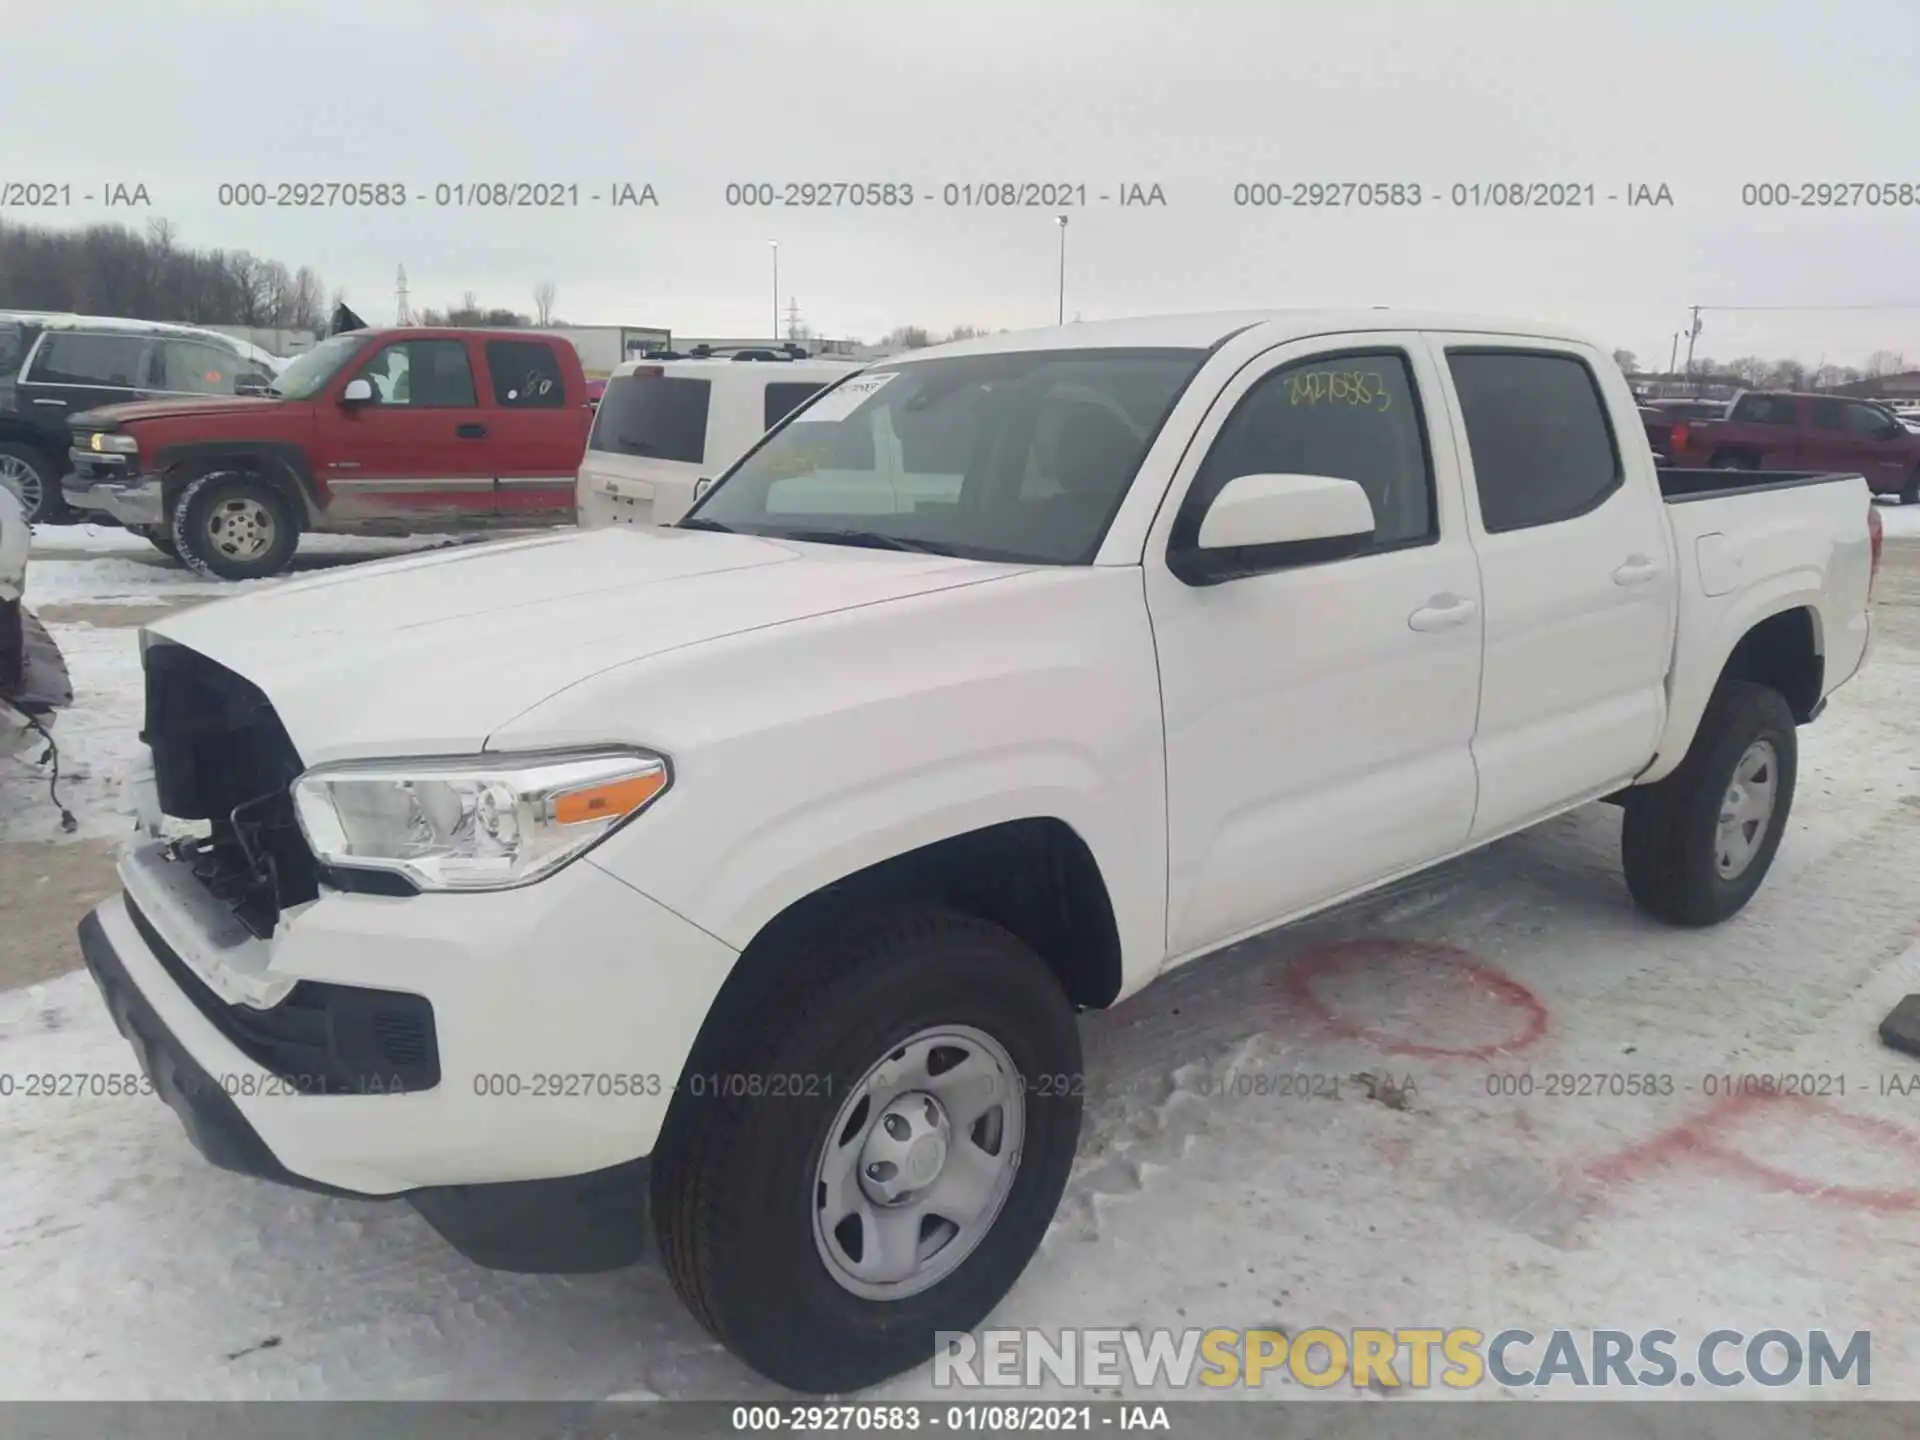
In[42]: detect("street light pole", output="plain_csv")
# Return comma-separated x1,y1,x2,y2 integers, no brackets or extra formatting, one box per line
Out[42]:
769,241,779,343
1683,305,1701,378
1055,215,1068,325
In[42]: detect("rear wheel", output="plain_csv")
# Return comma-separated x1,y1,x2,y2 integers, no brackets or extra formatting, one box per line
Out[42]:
171,470,300,580
0,443,60,524
650,907,1083,1393
1621,681,1797,927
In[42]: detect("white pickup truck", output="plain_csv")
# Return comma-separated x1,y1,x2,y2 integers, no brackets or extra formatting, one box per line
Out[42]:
78,310,1880,1393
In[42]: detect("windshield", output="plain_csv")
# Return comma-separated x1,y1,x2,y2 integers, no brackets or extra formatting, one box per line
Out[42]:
271,332,366,400
684,348,1206,564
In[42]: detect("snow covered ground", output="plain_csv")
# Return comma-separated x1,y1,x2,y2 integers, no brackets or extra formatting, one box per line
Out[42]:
3,510,1920,1403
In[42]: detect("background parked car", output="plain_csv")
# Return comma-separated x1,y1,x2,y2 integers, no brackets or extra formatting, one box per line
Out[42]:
1670,390,1920,501
63,326,593,578
0,313,276,524
576,349,862,529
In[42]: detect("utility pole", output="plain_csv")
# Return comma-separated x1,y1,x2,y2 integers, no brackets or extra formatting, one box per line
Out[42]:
785,297,803,342
1668,332,1679,377
769,241,779,344
1683,305,1702,379
1055,215,1068,325
395,265,409,326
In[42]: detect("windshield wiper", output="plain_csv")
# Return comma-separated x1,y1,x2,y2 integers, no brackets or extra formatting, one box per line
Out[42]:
676,517,734,533
765,526,960,556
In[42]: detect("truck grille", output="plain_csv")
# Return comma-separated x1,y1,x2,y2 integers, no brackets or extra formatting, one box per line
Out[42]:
142,640,319,938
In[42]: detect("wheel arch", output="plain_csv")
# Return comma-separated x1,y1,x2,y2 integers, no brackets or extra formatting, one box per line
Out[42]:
157,442,320,525
1639,600,1823,786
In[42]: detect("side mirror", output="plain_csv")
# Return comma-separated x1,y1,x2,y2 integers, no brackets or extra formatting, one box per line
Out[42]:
340,377,374,405
235,373,273,396
1171,472,1376,586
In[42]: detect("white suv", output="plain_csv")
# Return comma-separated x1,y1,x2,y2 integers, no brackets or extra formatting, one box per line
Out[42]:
576,350,862,528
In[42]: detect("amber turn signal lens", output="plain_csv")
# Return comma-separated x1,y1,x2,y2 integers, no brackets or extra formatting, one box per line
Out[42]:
552,771,668,826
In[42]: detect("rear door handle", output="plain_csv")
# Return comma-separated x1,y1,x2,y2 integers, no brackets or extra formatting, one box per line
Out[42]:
456,423,487,439
32,397,67,407
1613,555,1661,586
1408,595,1478,632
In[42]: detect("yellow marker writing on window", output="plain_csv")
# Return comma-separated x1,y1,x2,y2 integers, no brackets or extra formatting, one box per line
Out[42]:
1287,371,1392,411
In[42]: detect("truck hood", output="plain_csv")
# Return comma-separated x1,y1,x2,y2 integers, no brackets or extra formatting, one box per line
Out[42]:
145,527,1029,762
73,395,291,428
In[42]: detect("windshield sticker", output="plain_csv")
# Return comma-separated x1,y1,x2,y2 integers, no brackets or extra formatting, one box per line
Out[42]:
791,371,899,422
1288,370,1393,411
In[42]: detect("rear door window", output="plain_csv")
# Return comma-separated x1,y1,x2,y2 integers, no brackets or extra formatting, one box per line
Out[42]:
589,374,711,462
1446,350,1621,533
28,332,149,388
486,340,566,408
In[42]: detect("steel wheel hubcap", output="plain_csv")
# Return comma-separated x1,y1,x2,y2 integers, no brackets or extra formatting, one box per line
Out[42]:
1715,739,1778,879
813,1025,1024,1300
0,456,42,517
205,495,276,560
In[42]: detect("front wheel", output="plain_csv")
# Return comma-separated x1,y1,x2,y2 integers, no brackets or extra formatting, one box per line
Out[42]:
651,908,1083,1393
171,470,299,580
0,443,60,524
1621,681,1797,927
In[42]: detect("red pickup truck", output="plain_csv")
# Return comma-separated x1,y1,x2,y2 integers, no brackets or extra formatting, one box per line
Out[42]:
1669,390,1920,503
62,327,592,579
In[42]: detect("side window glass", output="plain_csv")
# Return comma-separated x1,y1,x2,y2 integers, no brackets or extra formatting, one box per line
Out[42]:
1809,399,1843,431
159,340,248,395
29,333,148,387
486,341,565,408
764,381,826,430
358,341,476,407
1446,350,1621,533
1178,351,1435,553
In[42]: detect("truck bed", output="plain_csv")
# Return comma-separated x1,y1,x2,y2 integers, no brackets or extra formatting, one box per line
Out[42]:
1638,464,1874,785
1655,466,1859,502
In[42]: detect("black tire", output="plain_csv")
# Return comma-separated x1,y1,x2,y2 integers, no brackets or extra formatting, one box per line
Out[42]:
1709,450,1756,471
136,526,179,559
0,442,61,524
1901,467,1920,505
1621,680,1797,927
651,907,1083,1393
171,469,299,580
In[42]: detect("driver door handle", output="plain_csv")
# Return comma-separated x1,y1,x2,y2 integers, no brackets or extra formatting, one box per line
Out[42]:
32,397,67,407
1613,555,1661,586
1408,594,1478,632
456,422,487,439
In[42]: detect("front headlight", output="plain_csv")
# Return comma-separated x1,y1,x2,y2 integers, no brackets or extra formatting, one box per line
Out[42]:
89,431,138,454
290,747,670,892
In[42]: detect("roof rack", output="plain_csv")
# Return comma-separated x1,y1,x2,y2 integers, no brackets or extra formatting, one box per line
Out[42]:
634,342,814,362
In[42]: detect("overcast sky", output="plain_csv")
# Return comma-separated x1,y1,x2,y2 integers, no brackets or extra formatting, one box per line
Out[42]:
7,0,1920,366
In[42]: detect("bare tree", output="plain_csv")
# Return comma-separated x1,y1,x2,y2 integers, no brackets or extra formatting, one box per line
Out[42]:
881,325,932,349
534,280,557,326
1865,349,1908,378
1611,348,1638,374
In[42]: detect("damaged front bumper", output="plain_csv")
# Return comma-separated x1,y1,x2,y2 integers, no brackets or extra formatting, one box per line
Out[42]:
62,457,162,528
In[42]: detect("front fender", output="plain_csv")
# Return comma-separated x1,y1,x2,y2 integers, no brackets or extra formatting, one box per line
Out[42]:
499,568,1171,994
